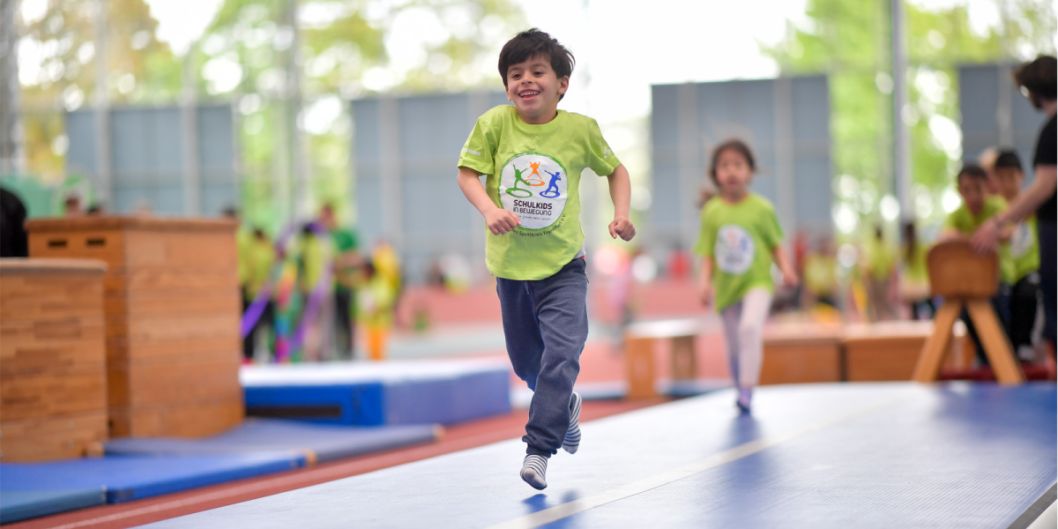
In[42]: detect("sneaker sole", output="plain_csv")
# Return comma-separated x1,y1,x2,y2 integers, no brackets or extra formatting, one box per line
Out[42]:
520,468,547,490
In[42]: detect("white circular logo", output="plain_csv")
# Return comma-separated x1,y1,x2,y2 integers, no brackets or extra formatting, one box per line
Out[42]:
715,225,755,274
1011,223,1032,257
499,154,568,230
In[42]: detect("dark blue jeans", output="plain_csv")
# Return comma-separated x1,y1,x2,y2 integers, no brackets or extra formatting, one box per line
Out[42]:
496,258,588,457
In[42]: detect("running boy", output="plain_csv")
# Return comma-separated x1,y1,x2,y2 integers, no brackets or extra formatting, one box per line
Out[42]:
457,29,635,490
695,139,797,413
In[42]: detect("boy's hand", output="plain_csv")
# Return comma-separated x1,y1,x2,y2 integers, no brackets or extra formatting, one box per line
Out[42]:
485,207,520,235
781,268,799,288
971,218,1001,252
609,217,636,241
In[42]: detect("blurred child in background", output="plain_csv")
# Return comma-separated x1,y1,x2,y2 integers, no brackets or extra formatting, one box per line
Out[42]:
695,139,798,413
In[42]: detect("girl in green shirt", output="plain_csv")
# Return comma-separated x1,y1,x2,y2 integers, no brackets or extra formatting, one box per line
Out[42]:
695,140,798,413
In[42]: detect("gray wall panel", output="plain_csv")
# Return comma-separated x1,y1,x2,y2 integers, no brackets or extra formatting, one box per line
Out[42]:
65,105,236,215
351,91,505,282
64,112,97,178
958,63,1039,182
649,75,832,261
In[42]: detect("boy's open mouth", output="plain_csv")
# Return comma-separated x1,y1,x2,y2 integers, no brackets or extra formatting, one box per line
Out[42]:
519,90,540,98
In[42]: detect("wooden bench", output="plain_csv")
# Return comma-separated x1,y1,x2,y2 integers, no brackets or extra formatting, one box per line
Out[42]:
763,320,969,384
623,317,709,399
761,322,844,384
842,321,966,381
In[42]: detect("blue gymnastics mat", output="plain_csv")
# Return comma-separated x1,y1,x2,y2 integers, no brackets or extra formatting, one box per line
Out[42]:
0,488,106,524
105,418,441,464
242,359,511,426
143,383,1056,529
0,452,300,506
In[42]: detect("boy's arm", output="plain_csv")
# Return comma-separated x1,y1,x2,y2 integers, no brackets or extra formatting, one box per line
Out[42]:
974,165,1056,251
457,166,520,235
698,257,713,307
772,245,799,287
606,164,636,241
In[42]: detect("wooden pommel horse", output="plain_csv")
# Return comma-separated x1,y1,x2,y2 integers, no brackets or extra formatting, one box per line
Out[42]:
911,240,1024,384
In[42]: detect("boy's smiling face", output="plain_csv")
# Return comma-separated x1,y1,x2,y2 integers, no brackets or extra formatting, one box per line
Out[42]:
505,53,568,124
957,175,986,214
994,167,1024,201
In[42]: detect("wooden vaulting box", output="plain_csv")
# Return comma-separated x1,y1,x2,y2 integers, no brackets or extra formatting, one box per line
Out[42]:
26,216,244,438
0,259,108,461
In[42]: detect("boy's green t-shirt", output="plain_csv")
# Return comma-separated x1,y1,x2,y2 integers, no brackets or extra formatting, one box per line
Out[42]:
458,105,620,280
694,193,784,311
863,237,897,280
944,195,1016,284
903,242,929,284
236,226,253,286
330,227,360,290
1010,217,1039,281
804,253,837,296
297,234,331,292
245,238,276,297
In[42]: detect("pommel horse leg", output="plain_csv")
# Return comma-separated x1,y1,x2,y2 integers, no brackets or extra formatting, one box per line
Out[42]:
966,300,1024,385
913,302,962,382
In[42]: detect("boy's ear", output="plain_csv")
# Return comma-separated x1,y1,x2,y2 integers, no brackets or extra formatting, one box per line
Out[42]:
558,76,570,96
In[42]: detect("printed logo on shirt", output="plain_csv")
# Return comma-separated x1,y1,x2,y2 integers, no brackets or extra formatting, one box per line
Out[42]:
1011,223,1033,257
715,224,754,275
499,153,568,230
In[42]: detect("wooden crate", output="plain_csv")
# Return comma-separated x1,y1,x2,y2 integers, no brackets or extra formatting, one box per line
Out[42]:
624,318,703,399
26,216,243,438
843,321,967,381
761,323,844,384
0,259,108,461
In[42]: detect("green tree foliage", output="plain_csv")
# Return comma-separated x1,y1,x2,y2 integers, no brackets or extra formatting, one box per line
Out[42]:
17,0,525,222
194,0,526,229
765,0,1056,231
18,0,178,182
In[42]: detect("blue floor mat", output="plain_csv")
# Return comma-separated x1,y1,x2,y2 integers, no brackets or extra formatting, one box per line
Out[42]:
0,452,301,504
0,488,106,524
106,418,441,464
140,383,1056,529
242,360,511,426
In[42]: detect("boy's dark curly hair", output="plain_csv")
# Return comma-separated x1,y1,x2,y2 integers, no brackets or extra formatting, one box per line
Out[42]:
498,28,575,98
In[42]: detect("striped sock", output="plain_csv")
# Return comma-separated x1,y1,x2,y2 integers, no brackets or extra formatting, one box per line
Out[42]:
520,454,548,490
562,391,582,454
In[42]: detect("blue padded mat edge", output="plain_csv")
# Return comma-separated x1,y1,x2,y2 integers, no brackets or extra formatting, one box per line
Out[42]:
105,419,440,463
0,489,106,524
241,361,511,426
0,452,301,504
